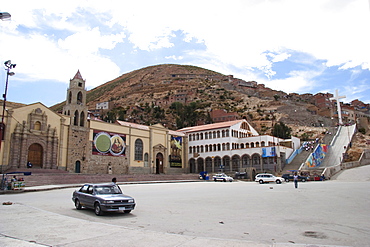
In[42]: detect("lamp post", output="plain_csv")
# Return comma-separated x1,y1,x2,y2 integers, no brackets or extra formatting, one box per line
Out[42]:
0,60,16,175
0,12,11,21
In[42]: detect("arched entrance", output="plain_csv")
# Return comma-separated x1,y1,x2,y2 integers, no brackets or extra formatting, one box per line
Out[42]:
156,152,164,174
75,161,81,173
28,143,43,168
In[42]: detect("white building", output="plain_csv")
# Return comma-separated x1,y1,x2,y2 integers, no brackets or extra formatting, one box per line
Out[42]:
96,102,109,110
178,119,299,177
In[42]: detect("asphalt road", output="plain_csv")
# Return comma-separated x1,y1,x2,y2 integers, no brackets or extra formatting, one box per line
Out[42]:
1,165,370,247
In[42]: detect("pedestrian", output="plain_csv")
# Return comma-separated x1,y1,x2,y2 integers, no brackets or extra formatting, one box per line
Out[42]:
27,161,32,168
112,177,117,184
293,172,298,189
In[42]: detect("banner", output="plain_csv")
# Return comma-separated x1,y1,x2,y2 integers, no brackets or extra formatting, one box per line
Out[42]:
92,130,126,156
262,147,276,157
170,136,182,167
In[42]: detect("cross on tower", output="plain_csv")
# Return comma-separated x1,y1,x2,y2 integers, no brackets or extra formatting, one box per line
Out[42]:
330,89,346,125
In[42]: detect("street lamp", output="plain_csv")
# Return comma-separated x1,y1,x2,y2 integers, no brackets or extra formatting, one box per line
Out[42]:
0,60,16,175
0,12,11,21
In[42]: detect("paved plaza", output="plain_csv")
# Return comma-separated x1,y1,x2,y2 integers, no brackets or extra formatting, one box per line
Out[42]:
1,165,370,247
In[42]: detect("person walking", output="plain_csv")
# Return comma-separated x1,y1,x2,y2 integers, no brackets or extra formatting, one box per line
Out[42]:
293,172,299,189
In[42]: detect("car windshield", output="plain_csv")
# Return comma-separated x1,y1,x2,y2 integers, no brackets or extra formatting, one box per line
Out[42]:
94,185,122,195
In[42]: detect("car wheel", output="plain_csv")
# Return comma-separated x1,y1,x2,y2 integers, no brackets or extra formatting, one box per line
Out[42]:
223,179,226,182
75,199,82,210
94,203,103,216
301,178,306,182
124,210,131,214
276,180,281,184
259,180,264,184
214,178,217,182
285,178,289,182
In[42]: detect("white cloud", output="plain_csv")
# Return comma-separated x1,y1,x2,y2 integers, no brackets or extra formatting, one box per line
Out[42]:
1,0,369,99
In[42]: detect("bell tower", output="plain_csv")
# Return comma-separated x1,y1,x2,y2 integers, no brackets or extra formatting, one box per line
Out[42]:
63,70,89,173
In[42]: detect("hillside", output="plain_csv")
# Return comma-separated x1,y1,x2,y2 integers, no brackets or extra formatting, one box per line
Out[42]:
51,64,368,144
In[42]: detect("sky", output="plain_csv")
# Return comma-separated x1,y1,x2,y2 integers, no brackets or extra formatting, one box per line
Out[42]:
0,0,369,107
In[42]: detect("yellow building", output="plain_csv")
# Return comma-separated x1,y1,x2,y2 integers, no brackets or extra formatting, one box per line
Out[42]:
0,71,187,175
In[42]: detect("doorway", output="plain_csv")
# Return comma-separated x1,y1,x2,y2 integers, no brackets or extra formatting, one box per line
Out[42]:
75,161,81,173
28,143,43,168
156,152,164,174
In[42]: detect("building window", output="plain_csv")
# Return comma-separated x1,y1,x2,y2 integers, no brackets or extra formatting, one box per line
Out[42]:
80,111,85,127
77,91,83,105
74,110,79,126
135,139,143,160
34,121,41,130
144,153,149,167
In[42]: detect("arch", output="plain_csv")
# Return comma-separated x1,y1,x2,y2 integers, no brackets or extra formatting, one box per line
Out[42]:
251,153,261,170
261,141,266,147
135,139,143,160
242,154,250,168
28,143,43,168
223,156,230,172
205,157,212,173
74,110,79,126
77,91,83,104
79,111,85,127
68,91,72,104
246,143,250,148
189,158,196,173
197,158,204,173
156,152,164,174
231,155,240,171
256,142,260,147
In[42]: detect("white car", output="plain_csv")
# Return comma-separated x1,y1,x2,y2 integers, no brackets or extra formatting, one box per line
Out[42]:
213,173,234,182
255,173,284,184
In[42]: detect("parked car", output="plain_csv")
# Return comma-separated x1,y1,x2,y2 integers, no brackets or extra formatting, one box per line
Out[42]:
213,173,234,182
72,183,135,216
282,174,309,182
255,173,284,184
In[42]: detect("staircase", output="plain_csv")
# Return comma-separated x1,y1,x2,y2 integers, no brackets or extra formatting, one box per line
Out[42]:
3,168,199,187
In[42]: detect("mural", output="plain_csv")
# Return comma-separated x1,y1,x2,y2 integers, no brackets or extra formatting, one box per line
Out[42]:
92,130,126,156
170,136,182,167
305,144,328,168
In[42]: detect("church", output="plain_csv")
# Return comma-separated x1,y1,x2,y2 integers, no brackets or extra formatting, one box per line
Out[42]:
0,71,187,175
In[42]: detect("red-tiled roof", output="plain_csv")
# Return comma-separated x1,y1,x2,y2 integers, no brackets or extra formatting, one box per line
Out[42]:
178,120,245,133
73,70,84,80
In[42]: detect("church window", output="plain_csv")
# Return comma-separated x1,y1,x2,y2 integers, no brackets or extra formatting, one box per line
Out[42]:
134,139,143,161
74,110,79,126
34,121,41,130
80,111,85,127
77,91,83,105
68,92,72,104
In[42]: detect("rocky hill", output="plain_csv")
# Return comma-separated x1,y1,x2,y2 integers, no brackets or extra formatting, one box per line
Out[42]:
51,64,367,141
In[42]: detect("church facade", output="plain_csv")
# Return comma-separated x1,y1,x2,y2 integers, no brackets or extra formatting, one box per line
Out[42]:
0,71,187,175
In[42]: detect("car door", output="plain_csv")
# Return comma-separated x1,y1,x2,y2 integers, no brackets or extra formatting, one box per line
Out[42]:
84,185,96,208
266,175,274,182
77,185,89,206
